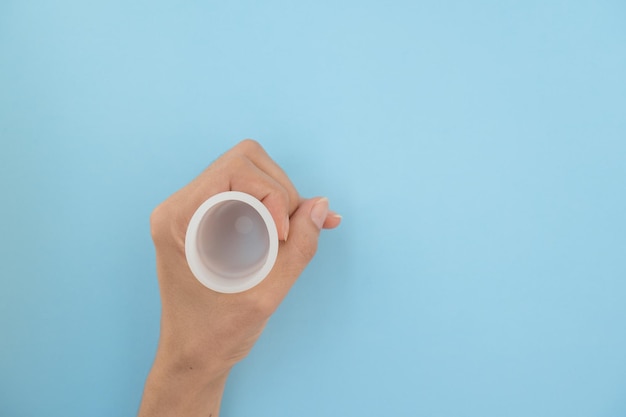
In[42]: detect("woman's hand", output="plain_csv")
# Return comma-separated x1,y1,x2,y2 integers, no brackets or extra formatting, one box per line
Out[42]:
138,140,341,417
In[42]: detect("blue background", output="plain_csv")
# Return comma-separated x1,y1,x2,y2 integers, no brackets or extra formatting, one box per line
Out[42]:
1,1,625,416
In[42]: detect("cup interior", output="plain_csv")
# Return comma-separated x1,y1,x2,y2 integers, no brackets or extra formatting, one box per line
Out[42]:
197,200,270,279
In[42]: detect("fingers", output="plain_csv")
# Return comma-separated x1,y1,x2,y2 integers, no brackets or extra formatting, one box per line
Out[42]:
186,143,290,241
257,197,340,298
323,210,342,229
224,140,300,216
283,197,327,270
184,139,333,244
194,140,299,241
227,157,292,241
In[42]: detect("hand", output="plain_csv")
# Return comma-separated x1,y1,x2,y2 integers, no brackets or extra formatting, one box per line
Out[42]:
138,140,341,417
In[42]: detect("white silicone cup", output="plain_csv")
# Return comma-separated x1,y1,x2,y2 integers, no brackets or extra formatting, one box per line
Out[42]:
185,191,279,293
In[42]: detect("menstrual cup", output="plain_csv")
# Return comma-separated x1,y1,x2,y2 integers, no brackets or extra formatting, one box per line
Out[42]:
185,191,279,293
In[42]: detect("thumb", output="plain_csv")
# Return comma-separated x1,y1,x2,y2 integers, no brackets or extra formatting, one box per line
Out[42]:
279,197,329,276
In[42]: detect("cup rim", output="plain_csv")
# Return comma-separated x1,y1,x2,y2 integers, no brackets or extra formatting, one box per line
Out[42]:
185,191,279,293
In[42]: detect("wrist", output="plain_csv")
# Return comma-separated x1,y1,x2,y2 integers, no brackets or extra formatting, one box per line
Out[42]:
138,345,230,417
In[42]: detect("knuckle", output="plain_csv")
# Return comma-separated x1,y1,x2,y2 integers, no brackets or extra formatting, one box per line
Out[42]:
236,138,263,154
279,187,291,210
256,297,277,318
149,200,186,248
225,154,252,171
264,184,290,211
287,189,300,214
244,292,276,319
149,203,169,243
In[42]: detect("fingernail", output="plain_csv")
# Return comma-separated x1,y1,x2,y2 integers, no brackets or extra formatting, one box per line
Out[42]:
311,197,329,229
329,211,342,220
283,217,290,241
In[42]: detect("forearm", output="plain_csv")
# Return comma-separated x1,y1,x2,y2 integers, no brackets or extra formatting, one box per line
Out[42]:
138,349,230,417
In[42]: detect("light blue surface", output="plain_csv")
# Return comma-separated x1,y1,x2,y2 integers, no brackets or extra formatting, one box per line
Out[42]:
1,1,625,416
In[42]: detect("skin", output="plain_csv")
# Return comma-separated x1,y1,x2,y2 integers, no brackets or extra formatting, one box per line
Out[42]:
137,139,341,417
